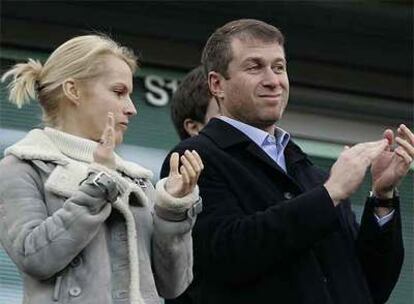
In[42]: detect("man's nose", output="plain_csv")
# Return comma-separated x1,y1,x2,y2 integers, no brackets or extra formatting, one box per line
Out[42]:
262,67,281,88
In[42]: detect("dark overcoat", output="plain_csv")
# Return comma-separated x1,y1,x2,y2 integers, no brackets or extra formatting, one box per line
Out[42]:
162,118,403,304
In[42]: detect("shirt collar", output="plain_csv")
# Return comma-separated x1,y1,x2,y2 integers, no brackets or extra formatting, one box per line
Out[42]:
218,116,290,150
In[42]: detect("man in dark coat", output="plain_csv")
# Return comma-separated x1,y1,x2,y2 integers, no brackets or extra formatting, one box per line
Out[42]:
161,19,413,304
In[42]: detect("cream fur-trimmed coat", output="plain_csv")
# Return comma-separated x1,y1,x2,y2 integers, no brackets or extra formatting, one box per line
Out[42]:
0,128,200,304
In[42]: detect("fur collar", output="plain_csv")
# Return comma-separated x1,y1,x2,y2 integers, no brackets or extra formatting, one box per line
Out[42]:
6,128,153,178
5,128,153,198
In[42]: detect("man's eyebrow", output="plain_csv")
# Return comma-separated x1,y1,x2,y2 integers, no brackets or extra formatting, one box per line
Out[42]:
271,57,287,65
242,56,286,65
242,57,264,64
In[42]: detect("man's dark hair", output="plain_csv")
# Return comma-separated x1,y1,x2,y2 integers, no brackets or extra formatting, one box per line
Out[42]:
201,19,285,78
171,66,212,140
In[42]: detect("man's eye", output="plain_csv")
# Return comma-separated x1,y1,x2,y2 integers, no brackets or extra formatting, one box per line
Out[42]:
247,65,260,71
114,90,124,96
273,65,285,73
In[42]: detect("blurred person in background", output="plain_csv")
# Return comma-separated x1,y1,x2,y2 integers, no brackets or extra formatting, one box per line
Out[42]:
170,65,219,140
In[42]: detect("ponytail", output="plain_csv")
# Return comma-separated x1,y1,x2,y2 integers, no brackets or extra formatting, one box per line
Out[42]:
1,35,137,127
1,58,43,108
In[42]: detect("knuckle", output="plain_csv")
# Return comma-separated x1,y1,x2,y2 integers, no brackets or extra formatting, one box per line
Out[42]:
342,154,351,162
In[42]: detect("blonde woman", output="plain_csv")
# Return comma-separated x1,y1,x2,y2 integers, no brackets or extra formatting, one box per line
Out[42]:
0,35,203,304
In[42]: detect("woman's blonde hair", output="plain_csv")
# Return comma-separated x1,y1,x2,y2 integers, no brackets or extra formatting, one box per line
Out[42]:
1,34,138,126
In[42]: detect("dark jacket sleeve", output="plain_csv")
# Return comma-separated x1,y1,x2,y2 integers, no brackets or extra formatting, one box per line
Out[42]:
161,144,340,285
355,199,404,304
303,164,404,304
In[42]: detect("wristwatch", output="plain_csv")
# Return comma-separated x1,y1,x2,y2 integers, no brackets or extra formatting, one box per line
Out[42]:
85,171,118,202
367,190,399,208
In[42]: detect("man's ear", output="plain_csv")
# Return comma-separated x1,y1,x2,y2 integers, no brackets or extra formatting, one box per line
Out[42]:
183,118,205,137
208,71,225,99
62,78,81,106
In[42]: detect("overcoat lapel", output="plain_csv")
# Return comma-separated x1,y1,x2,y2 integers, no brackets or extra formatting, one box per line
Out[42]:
201,118,303,190
245,142,286,174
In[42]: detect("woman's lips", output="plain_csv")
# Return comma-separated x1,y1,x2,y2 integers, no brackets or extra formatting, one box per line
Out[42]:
118,122,128,130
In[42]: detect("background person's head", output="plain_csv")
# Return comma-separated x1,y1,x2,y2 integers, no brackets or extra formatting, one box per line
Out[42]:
2,34,138,145
171,66,219,140
201,19,289,133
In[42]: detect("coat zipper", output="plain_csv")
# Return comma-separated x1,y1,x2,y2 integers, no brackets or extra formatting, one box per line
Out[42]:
53,275,62,301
